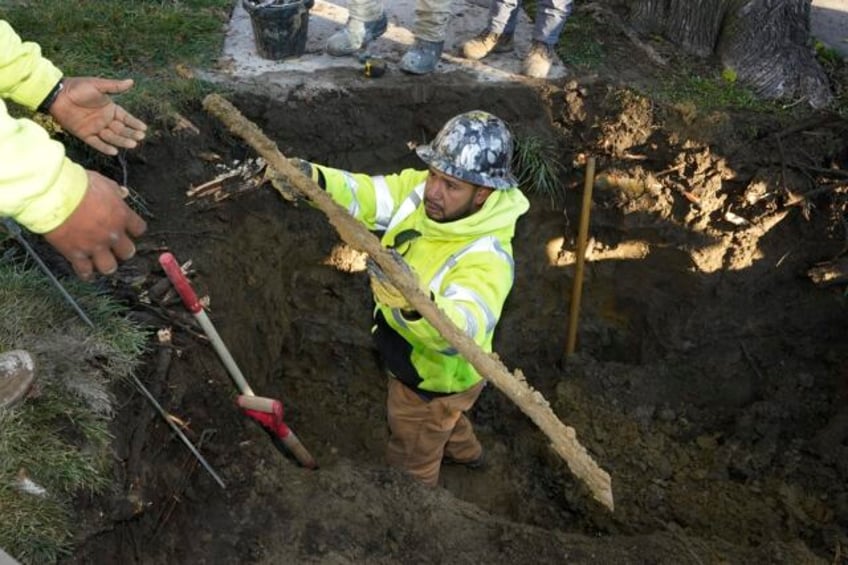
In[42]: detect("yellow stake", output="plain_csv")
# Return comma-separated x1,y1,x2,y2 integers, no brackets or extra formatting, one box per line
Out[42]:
566,156,596,356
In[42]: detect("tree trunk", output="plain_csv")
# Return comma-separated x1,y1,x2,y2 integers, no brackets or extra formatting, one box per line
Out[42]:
620,0,832,108
628,0,731,57
718,0,831,108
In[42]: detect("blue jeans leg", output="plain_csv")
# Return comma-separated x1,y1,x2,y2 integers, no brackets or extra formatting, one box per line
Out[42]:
487,0,521,36
533,0,573,45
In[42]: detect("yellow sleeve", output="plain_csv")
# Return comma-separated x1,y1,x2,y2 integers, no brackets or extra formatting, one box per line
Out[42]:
0,20,63,109
0,98,87,233
0,21,85,233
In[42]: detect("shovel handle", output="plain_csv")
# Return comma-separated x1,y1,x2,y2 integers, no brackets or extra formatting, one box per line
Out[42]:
159,253,202,314
237,395,282,415
280,430,318,470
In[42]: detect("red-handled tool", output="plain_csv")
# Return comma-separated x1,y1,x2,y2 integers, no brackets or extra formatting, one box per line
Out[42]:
236,395,316,469
159,252,317,469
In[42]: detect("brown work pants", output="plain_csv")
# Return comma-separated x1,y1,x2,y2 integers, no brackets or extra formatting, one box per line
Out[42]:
385,377,485,487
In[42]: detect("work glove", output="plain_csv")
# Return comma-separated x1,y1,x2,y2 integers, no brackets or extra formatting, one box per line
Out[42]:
263,158,321,201
367,250,423,312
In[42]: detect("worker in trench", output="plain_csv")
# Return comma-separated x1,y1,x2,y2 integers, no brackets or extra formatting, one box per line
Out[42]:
275,110,530,486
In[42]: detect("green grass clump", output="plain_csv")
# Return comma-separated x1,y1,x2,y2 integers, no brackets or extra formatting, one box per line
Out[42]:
557,12,605,69
815,40,848,119
814,40,843,66
0,262,147,563
513,135,566,208
657,69,773,112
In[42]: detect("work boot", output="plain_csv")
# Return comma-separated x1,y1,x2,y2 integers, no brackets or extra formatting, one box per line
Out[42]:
399,39,444,75
0,350,35,409
443,450,486,470
522,40,556,78
461,31,514,60
326,12,388,56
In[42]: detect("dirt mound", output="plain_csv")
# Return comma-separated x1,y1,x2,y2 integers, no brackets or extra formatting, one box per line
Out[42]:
64,70,848,564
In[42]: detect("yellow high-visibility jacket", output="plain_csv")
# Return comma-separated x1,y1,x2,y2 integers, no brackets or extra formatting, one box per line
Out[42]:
0,20,87,233
314,164,530,396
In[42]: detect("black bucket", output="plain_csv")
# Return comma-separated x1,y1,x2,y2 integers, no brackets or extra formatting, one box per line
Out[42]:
243,0,314,60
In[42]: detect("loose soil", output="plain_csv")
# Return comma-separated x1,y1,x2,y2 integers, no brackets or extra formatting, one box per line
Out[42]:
65,53,848,564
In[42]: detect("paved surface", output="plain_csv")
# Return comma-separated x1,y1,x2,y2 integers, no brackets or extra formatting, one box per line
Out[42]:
811,0,848,58
215,0,847,91
216,0,566,88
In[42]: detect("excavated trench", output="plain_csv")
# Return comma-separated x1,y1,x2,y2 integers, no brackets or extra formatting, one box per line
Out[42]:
71,78,848,564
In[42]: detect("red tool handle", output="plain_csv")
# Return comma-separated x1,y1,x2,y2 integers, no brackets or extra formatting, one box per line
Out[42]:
159,253,202,314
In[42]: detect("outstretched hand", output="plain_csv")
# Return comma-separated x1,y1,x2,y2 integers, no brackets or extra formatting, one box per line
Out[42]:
48,77,148,156
43,170,147,280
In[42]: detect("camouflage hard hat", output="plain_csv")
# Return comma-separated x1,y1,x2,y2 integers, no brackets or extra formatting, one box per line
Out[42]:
416,110,518,190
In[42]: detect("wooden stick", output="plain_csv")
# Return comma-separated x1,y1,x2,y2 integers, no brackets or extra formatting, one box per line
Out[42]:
202,93,615,512
566,157,596,356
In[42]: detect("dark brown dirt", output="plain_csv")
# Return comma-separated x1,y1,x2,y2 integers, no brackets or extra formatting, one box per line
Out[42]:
63,64,848,563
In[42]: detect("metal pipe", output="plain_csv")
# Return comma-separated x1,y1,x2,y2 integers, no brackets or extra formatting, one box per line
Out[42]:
2,218,94,328
130,373,226,489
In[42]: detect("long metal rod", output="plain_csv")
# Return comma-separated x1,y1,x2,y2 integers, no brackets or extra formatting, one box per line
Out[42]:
2,218,95,328
566,156,596,356
129,373,226,489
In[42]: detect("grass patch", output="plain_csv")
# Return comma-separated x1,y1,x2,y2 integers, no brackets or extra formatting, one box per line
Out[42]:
656,68,775,113
513,135,566,208
0,0,233,117
815,41,848,119
0,262,147,563
557,12,605,70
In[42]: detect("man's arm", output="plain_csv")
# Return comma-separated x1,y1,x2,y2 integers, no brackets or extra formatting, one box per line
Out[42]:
0,98,86,233
0,21,146,278
311,164,427,231
0,20,62,108
0,101,146,278
0,20,146,156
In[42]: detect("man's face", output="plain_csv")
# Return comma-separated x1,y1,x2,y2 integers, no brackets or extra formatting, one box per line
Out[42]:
423,168,493,223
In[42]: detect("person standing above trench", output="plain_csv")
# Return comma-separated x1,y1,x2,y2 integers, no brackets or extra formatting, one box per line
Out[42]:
0,20,148,408
324,0,453,74
279,111,530,486
461,0,572,78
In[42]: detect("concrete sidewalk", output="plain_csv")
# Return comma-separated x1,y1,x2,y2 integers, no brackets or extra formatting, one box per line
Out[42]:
220,0,567,84
811,0,848,58
211,0,846,92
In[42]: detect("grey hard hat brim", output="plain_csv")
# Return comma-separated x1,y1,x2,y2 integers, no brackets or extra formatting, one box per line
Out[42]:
416,144,518,191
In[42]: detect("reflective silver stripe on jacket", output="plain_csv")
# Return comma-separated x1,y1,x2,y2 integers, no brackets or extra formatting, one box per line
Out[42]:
391,235,511,352
342,171,361,218
372,175,394,231
430,236,511,342
443,283,494,334
385,182,425,233
429,236,514,293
